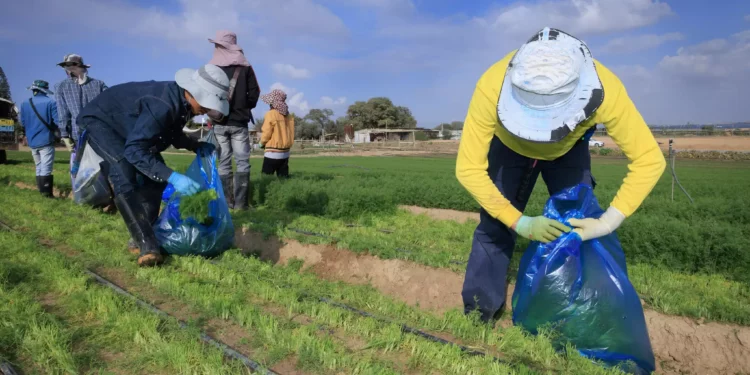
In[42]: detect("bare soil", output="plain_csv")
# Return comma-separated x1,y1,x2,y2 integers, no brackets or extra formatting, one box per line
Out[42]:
400,205,479,224
597,136,750,152
234,226,750,375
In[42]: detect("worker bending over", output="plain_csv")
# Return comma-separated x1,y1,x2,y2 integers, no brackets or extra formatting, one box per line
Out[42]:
456,27,666,323
78,64,229,267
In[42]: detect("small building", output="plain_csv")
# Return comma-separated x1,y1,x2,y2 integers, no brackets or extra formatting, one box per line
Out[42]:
353,128,418,143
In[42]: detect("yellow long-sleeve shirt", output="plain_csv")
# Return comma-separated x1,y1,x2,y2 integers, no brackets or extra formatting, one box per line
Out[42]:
456,51,666,227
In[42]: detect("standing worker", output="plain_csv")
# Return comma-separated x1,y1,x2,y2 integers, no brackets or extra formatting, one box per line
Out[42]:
54,54,107,175
206,30,261,210
456,27,666,323
18,80,59,198
259,89,294,178
77,64,228,267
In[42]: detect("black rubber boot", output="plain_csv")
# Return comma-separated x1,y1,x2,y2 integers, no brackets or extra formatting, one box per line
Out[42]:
234,172,250,211
127,184,165,256
220,173,234,209
39,175,54,198
114,191,164,267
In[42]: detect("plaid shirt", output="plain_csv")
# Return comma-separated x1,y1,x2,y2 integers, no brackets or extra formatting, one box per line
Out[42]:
54,77,107,141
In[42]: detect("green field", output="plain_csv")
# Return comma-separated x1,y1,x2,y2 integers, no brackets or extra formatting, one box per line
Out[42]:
1,150,749,374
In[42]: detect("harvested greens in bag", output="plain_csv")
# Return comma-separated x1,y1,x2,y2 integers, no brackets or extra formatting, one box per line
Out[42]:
72,131,114,208
154,132,234,257
512,184,655,375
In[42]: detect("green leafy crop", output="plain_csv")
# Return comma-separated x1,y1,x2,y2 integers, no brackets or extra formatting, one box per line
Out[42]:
179,189,218,225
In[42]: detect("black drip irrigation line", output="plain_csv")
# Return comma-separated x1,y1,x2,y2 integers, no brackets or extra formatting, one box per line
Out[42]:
0,362,19,375
297,293,509,365
344,224,394,234
0,220,278,375
287,227,339,241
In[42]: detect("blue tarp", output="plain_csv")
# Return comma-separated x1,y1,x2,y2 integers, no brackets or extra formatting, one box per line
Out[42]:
512,184,655,374
154,132,234,257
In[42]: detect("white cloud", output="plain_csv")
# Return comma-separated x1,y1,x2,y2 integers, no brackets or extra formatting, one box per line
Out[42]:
601,32,683,54
272,63,312,79
320,96,347,106
610,30,750,124
658,31,750,79
745,14,750,22
484,0,673,38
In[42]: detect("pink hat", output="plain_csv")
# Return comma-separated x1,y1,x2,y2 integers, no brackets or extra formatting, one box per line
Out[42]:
208,30,242,51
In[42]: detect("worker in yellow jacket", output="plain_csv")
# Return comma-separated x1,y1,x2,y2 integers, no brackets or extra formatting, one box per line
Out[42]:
456,27,666,323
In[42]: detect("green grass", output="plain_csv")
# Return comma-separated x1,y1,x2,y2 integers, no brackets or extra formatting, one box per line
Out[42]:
0,184,627,375
0,230,252,374
2,151,750,326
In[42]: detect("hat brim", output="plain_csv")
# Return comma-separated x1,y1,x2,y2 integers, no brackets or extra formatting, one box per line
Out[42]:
497,30,604,143
208,38,243,51
56,61,91,68
175,68,230,116
260,93,274,105
27,86,53,95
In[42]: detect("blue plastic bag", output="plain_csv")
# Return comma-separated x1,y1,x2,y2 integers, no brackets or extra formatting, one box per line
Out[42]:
154,133,234,257
511,184,655,374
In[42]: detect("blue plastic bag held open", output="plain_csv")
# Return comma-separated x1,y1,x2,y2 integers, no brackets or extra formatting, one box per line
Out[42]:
154,130,234,257
511,184,655,374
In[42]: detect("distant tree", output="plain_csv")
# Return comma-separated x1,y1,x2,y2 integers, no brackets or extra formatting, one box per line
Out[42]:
0,66,12,101
304,108,335,138
435,121,463,131
441,129,453,140
346,97,416,130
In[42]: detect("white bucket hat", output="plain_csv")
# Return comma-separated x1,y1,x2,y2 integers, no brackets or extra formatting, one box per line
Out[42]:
497,27,604,143
175,64,230,116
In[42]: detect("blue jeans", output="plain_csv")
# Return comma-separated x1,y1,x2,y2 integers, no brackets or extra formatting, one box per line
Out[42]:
214,125,250,175
31,146,55,176
462,137,595,322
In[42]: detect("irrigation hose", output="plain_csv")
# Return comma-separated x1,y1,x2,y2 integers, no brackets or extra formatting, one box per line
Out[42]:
670,153,695,204
0,220,278,375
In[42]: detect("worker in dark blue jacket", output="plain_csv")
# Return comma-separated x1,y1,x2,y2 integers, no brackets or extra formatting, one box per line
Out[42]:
78,64,230,267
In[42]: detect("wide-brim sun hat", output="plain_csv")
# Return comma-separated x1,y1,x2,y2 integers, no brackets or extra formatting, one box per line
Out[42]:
175,64,230,116
56,54,91,68
497,27,604,143
27,80,53,95
208,30,243,51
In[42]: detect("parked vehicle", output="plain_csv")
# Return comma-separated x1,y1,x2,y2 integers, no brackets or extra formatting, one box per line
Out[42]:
589,138,604,147
0,98,19,164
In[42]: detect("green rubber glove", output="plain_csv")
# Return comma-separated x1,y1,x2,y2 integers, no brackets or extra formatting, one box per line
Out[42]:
513,215,571,243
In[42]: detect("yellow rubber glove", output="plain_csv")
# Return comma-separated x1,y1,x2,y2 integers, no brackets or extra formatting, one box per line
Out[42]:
513,215,571,243
62,137,75,152
569,207,626,241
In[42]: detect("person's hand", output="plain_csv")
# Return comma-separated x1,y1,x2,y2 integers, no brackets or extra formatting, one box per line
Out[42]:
513,215,571,243
168,172,201,196
62,137,75,152
568,206,625,242
196,142,216,156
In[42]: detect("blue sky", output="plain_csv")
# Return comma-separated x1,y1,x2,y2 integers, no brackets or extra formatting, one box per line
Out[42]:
2,0,749,126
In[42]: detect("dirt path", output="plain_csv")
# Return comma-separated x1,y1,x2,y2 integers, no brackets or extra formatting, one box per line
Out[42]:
400,205,479,223
597,136,750,152
234,226,750,375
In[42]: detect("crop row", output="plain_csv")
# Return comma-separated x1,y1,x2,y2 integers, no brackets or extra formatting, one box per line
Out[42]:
2,153,749,324
0,184,621,374
0,230,251,374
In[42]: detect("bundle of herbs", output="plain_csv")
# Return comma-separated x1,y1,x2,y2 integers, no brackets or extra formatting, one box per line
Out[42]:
179,189,218,225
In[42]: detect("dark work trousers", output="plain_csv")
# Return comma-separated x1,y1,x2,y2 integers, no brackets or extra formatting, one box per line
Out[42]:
84,124,167,223
262,157,289,178
462,136,595,323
